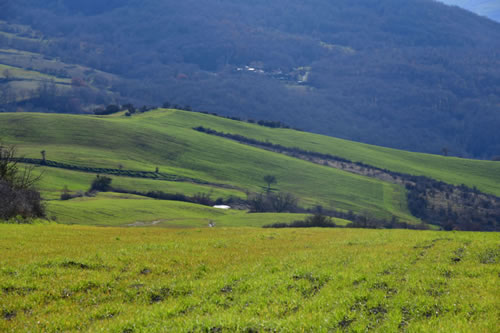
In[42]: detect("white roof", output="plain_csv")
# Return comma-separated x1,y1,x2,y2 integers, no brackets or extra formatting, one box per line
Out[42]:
213,205,231,210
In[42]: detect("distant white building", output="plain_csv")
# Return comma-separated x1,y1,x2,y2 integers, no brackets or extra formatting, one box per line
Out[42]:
213,205,231,210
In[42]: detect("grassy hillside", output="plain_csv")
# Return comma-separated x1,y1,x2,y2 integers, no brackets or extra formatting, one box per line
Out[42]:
33,166,245,201
0,110,419,224
0,224,498,332
174,111,500,197
1,109,498,331
1,109,499,227
46,193,328,228
36,166,329,228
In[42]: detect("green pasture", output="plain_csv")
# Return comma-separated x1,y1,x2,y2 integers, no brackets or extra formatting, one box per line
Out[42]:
0,225,498,332
46,194,316,228
0,111,416,221
167,110,500,196
30,166,245,201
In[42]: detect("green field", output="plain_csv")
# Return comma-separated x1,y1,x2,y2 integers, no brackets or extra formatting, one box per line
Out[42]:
1,110,499,332
166,111,500,197
1,109,499,227
0,225,498,332
0,110,421,224
33,166,245,201
46,193,323,228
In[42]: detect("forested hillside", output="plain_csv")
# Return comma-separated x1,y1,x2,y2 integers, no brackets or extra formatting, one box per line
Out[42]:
1,0,500,158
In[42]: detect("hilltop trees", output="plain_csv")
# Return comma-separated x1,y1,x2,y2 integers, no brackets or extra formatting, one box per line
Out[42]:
0,143,45,221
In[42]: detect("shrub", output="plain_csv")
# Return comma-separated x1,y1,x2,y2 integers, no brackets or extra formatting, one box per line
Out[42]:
90,175,113,192
302,213,336,227
248,192,298,213
263,212,336,228
0,180,45,220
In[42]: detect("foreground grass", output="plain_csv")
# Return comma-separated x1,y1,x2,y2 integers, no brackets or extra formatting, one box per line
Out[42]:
0,225,498,332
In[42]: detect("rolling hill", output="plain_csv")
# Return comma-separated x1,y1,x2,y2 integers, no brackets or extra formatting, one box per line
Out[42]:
0,109,499,230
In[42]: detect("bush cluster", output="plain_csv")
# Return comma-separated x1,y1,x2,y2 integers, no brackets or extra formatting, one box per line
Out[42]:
247,192,298,213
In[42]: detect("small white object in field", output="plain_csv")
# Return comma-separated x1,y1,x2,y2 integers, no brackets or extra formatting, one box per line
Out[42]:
213,205,231,210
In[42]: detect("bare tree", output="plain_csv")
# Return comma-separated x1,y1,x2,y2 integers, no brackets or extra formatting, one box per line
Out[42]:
269,192,298,213
0,144,41,190
247,192,268,212
0,142,45,220
0,144,18,182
